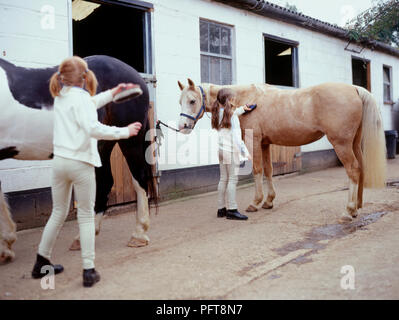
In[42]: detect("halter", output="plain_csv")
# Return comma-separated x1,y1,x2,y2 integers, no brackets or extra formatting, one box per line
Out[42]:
179,85,206,124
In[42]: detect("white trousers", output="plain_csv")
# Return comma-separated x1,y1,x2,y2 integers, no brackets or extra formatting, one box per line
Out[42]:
38,156,96,270
218,150,240,210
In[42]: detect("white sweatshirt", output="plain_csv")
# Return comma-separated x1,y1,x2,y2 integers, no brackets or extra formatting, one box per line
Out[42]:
53,86,130,167
217,106,250,160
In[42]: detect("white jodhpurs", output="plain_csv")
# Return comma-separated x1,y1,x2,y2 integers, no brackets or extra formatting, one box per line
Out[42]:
217,150,240,210
38,156,96,270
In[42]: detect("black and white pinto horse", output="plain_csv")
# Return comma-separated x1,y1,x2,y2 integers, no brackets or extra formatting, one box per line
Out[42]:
0,55,157,263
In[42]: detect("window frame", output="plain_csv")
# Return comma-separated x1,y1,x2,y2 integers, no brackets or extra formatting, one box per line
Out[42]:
199,18,235,85
383,64,393,105
263,33,299,88
351,56,371,92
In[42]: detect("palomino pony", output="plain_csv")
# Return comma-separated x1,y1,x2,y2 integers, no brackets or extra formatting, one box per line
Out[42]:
177,79,386,222
0,55,157,263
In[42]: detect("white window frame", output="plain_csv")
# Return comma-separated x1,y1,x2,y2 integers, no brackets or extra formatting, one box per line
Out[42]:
200,19,235,85
383,65,393,104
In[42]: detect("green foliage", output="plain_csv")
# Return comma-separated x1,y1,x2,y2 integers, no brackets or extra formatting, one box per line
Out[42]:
285,2,299,13
347,0,399,47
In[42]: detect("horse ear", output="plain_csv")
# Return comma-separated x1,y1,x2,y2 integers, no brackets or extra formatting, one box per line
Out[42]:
187,78,195,89
178,80,185,91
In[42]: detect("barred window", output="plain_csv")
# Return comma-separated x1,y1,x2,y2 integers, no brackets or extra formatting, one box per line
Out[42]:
200,20,233,85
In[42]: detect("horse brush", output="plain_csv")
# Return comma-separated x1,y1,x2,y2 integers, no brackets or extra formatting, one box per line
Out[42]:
113,84,143,104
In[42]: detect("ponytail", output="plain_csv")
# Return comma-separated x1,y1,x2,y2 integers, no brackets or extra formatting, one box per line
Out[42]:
220,100,232,129
85,69,98,96
211,100,220,130
49,72,62,98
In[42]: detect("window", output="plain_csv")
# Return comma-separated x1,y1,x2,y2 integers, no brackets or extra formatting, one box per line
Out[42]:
200,20,233,85
352,57,370,91
383,65,392,103
264,35,299,87
72,0,153,74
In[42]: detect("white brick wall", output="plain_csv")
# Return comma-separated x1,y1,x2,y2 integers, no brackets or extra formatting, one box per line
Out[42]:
150,0,399,164
0,0,70,191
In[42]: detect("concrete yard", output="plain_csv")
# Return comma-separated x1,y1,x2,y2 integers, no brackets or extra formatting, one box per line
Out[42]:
1,159,399,300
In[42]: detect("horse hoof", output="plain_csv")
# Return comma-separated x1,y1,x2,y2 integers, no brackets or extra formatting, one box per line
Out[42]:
127,237,149,248
0,249,15,264
338,216,353,224
246,205,258,212
262,202,273,209
69,239,81,251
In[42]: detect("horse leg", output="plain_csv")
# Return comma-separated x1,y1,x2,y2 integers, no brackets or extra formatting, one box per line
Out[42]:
118,140,150,247
69,141,116,251
246,139,264,212
0,183,17,263
331,142,361,222
261,144,276,209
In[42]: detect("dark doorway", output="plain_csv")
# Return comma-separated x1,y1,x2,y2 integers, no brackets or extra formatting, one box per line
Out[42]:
72,0,150,73
264,36,298,87
352,57,370,91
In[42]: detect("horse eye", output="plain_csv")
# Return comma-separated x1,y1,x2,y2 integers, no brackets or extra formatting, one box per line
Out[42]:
190,100,196,104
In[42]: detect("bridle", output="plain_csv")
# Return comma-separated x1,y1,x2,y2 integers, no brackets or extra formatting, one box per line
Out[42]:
179,86,206,128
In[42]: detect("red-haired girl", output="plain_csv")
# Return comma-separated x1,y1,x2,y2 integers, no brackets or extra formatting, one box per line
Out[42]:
31,56,141,287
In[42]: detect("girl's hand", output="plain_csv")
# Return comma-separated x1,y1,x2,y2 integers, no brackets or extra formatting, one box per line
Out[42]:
111,83,140,97
243,104,252,112
127,122,142,137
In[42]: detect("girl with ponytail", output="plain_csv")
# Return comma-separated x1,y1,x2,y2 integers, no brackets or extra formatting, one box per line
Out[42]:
32,56,142,287
211,88,254,221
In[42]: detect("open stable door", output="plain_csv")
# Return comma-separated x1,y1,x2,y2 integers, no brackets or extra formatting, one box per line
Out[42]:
71,0,157,206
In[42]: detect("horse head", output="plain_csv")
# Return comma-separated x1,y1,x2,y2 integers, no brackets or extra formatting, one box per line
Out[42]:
177,78,206,134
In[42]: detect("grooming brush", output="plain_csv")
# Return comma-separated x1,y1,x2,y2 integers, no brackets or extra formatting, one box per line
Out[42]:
113,84,143,104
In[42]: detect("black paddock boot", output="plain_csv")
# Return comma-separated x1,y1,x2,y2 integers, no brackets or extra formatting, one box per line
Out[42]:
83,268,101,287
217,207,227,218
32,254,64,279
226,209,248,220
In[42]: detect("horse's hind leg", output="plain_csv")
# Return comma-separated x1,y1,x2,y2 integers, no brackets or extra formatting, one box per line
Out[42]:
261,144,276,209
118,140,150,247
0,184,17,263
331,141,361,222
69,141,116,251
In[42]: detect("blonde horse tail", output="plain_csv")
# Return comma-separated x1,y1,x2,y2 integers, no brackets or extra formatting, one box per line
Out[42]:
355,85,387,188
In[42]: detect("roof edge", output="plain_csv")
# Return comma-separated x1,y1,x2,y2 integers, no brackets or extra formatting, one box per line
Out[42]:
212,0,399,58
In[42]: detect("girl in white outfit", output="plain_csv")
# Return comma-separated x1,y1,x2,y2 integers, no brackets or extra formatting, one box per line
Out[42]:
211,88,253,220
32,56,142,287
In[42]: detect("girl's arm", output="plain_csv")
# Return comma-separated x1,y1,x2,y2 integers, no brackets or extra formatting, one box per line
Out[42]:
91,83,139,110
73,94,131,140
234,104,253,116
91,90,113,110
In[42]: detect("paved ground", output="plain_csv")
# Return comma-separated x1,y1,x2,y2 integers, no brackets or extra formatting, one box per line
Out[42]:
1,159,399,300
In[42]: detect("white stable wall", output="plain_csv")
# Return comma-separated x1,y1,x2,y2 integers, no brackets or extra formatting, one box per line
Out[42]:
0,0,70,192
149,0,399,168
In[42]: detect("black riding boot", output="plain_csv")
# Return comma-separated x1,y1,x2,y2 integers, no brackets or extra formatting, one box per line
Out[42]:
217,207,227,218
83,268,101,287
32,254,64,279
226,209,248,220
